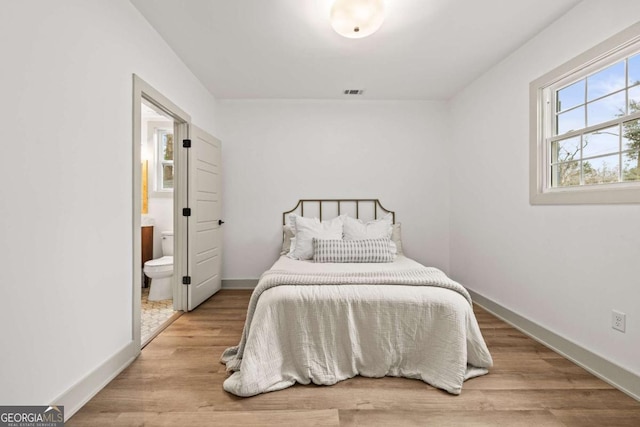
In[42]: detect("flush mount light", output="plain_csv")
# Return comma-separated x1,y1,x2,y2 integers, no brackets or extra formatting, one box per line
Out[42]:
330,0,385,39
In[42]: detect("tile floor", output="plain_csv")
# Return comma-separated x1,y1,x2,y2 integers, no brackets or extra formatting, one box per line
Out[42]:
141,287,178,346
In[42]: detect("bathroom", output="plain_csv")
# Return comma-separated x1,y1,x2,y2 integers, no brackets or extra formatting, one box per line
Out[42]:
140,99,180,346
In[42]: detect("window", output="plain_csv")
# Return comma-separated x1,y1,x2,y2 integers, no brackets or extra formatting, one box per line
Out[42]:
530,22,640,204
551,53,640,187
157,129,174,191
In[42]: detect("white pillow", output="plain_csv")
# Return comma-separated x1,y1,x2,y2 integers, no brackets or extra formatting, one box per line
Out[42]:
391,222,403,255
288,237,297,256
288,215,343,260
343,213,393,240
280,224,296,255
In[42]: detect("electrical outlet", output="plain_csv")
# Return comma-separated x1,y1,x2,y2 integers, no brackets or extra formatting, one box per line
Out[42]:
612,310,626,333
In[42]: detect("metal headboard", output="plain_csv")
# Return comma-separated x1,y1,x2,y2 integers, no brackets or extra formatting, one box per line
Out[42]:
283,199,395,225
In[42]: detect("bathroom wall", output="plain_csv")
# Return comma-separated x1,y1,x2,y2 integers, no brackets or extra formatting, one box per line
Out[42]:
143,119,174,257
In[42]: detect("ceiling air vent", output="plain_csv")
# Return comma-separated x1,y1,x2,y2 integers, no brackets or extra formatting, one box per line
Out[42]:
343,89,365,95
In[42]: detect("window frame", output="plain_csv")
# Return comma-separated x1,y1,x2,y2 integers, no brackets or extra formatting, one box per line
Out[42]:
155,128,174,192
530,21,640,205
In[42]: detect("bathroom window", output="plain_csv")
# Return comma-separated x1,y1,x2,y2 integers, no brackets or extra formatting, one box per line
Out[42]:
157,130,174,191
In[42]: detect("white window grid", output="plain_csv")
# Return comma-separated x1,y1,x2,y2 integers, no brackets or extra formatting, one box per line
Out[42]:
542,42,640,191
156,129,174,192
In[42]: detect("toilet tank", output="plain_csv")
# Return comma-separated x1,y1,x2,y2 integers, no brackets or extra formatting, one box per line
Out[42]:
161,231,174,256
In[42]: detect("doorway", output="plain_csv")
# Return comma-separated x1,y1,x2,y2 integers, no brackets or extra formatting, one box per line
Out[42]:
132,75,223,350
132,75,190,350
139,99,181,346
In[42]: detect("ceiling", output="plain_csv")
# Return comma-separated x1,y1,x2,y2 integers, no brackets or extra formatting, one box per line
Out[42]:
131,0,582,100
141,99,173,122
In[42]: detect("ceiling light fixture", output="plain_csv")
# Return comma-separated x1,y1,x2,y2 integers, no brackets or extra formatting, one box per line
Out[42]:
330,0,385,39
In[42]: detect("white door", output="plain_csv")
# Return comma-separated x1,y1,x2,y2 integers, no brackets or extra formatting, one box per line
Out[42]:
187,125,222,311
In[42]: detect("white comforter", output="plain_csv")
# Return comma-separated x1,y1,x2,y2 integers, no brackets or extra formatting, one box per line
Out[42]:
221,256,493,396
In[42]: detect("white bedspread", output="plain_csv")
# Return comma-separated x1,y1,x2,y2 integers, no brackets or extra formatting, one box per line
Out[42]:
221,256,493,396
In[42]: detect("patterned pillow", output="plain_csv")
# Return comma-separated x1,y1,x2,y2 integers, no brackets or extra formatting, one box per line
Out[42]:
313,238,394,263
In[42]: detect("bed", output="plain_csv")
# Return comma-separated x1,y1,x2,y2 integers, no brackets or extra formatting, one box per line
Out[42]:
221,199,492,397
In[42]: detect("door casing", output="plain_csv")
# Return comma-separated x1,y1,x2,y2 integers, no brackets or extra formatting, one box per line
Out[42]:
132,74,191,351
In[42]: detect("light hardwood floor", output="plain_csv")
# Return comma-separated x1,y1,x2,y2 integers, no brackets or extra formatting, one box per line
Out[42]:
69,290,640,426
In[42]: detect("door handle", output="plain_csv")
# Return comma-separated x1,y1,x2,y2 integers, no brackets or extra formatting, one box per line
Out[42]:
218,220,225,226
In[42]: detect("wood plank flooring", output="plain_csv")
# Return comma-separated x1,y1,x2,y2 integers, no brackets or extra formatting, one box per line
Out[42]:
69,290,640,426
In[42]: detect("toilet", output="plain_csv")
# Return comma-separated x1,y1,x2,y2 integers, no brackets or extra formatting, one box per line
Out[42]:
144,231,174,301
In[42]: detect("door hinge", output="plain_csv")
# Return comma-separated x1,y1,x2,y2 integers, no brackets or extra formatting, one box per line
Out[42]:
182,276,191,285
182,208,191,216
183,139,191,148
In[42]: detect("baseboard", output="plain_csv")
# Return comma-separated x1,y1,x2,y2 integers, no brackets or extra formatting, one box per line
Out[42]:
54,341,138,421
468,289,640,402
222,279,258,289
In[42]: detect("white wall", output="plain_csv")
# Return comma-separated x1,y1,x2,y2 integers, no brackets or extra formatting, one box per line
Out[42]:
218,100,450,279
0,0,217,406
147,198,173,257
449,1,640,375
5,0,636,411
